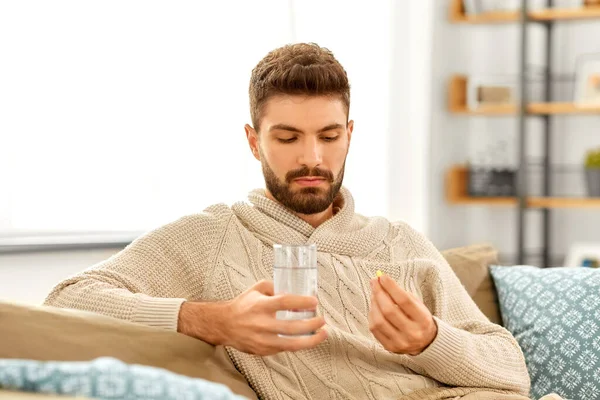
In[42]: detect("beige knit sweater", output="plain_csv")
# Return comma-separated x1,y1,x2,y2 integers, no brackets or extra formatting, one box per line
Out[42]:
45,188,531,400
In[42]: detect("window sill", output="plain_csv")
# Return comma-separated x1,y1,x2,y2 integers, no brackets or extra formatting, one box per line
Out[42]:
0,232,142,254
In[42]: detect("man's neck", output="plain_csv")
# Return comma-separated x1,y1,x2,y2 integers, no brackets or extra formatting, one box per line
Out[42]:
265,190,334,229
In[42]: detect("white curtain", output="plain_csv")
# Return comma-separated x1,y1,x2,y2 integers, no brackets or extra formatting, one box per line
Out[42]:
0,0,406,236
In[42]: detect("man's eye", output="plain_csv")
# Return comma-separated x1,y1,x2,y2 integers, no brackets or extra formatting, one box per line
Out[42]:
277,137,296,143
322,136,339,142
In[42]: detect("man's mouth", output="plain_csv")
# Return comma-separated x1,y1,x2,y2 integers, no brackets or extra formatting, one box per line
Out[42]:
293,177,327,187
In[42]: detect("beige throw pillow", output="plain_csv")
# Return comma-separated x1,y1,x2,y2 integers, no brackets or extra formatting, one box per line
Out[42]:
441,243,503,325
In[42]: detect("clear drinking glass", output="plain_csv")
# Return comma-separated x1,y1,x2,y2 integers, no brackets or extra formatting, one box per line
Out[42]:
273,244,318,329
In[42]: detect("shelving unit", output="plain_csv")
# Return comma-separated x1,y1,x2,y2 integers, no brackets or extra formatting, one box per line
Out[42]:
447,0,600,266
446,166,517,205
449,75,600,115
450,0,600,23
447,166,600,208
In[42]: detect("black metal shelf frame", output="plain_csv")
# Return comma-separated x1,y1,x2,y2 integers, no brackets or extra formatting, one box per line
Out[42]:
517,0,556,266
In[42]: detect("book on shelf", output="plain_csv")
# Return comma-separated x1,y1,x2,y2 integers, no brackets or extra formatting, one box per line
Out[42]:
462,0,479,15
462,0,585,15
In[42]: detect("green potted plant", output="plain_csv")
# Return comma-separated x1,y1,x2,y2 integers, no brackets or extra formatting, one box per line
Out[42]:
585,148,600,197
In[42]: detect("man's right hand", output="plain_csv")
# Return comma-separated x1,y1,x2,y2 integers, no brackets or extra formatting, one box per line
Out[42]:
177,280,327,356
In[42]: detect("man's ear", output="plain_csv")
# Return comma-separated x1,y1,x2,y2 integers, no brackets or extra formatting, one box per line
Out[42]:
245,124,261,161
347,120,354,149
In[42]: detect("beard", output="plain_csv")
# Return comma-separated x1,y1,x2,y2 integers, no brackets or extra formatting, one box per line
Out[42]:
261,159,345,215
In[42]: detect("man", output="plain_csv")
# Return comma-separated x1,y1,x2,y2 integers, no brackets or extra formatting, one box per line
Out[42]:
45,43,535,400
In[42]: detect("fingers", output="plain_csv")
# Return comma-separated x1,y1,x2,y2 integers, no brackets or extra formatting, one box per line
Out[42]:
271,316,326,336
377,275,422,321
252,280,274,296
250,281,319,313
369,276,438,355
370,324,396,351
263,294,318,312
371,280,413,332
274,328,328,352
369,291,402,340
369,296,402,352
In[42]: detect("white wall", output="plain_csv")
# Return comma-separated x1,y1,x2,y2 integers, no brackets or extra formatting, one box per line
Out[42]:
428,1,600,264
0,248,121,304
0,1,423,305
386,0,433,234
0,1,422,307
0,1,402,235
426,1,475,251
5,2,599,307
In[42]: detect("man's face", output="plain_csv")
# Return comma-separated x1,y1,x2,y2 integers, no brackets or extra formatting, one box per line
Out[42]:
246,95,353,215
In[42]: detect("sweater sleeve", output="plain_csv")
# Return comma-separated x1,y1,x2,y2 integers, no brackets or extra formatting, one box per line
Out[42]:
43,205,231,331
395,223,531,396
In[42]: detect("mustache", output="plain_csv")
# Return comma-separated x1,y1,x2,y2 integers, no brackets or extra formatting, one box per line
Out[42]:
285,166,334,183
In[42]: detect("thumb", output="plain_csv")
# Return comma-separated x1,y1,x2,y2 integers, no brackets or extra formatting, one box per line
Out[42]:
251,280,274,296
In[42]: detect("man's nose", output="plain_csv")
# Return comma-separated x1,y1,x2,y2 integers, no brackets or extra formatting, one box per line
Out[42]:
298,136,323,168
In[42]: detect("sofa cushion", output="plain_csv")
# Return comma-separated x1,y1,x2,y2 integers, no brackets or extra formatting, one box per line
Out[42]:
0,357,247,400
441,243,502,323
490,265,600,400
0,301,257,400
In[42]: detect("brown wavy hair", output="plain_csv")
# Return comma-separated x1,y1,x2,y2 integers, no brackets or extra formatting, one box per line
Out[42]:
249,43,351,132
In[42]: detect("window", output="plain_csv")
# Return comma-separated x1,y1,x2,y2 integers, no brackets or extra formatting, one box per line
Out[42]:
1,1,398,238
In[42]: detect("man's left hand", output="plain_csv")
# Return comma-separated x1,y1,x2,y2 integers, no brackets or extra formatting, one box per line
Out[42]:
368,274,438,356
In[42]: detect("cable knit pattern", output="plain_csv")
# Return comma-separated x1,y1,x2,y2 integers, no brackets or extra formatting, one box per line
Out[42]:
44,187,531,400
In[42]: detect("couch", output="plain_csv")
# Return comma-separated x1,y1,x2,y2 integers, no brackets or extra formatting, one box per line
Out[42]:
0,244,502,399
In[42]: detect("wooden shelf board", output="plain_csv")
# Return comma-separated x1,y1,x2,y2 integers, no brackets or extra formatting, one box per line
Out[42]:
449,196,518,206
449,0,600,24
529,7,600,21
446,166,600,208
450,11,519,24
450,105,517,115
448,75,600,116
528,102,600,115
528,197,600,208
452,103,600,116
450,196,600,208
451,9,600,24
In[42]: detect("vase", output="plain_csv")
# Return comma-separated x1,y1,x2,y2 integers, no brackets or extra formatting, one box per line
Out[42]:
586,169,600,197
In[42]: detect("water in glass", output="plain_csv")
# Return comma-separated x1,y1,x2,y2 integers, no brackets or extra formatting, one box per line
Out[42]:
273,244,318,333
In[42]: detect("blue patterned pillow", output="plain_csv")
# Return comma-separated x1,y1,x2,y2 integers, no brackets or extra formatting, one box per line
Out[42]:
491,265,600,400
0,357,249,400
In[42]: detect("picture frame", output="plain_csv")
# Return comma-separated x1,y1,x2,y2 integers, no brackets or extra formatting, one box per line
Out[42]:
476,0,520,13
462,0,480,15
467,75,519,111
574,53,600,107
475,0,560,12
564,243,600,268
552,0,585,8
465,0,567,14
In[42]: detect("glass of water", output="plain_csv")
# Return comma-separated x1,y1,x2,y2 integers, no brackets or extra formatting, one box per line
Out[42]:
273,243,318,332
